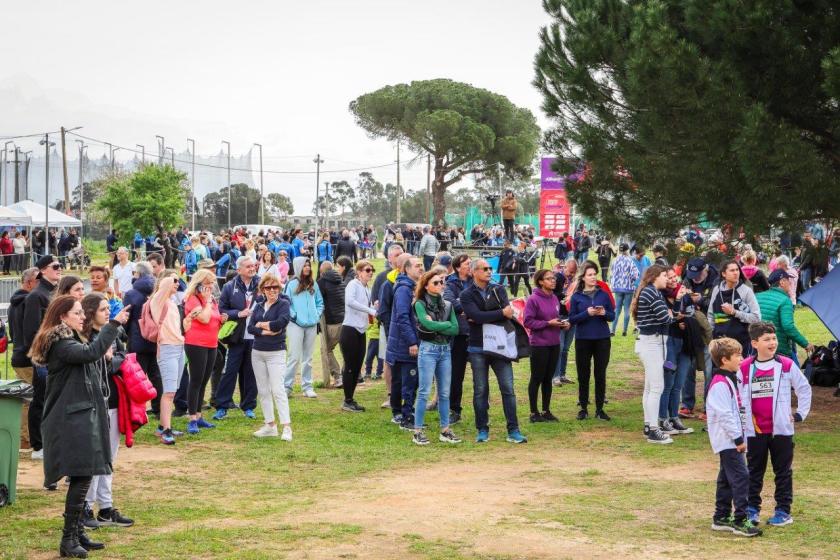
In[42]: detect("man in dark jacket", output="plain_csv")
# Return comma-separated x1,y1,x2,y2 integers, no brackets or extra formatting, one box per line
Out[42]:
460,258,526,444
9,267,39,450
335,230,357,263
371,244,404,407
122,262,163,415
386,256,423,427
22,255,62,460
443,254,472,424
317,261,345,388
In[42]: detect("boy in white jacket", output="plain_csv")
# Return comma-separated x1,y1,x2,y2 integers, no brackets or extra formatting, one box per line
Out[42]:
706,337,762,537
740,322,812,527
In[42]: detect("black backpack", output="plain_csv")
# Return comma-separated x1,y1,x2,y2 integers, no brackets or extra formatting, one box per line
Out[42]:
805,342,840,387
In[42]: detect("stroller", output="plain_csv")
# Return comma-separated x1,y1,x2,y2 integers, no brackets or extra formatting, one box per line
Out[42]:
66,244,91,270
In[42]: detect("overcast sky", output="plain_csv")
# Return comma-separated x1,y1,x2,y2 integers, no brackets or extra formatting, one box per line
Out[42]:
2,0,551,215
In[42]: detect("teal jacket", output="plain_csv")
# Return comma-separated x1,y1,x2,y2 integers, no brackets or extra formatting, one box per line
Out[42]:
755,286,808,353
284,278,324,328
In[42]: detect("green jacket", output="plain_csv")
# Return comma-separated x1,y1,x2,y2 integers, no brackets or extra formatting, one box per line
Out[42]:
414,296,459,344
755,287,808,353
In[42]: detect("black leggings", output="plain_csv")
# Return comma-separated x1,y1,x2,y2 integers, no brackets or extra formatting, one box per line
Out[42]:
339,326,366,402
185,344,217,415
575,337,611,411
66,475,92,514
529,345,560,414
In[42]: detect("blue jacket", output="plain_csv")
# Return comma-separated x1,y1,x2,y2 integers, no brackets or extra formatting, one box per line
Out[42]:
248,295,291,351
184,249,198,276
568,287,615,340
317,240,333,262
459,281,510,349
283,278,324,328
443,272,472,336
220,275,262,338
216,253,232,279
386,274,418,364
292,237,305,259
122,274,156,354
278,242,294,262
377,269,399,333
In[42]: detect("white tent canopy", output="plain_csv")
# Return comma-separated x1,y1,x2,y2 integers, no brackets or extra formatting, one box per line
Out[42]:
0,206,33,226
7,200,81,228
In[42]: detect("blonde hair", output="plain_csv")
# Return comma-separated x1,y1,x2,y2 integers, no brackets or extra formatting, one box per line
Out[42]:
742,250,757,265
258,273,282,294
185,269,216,301
355,259,373,272
709,337,743,367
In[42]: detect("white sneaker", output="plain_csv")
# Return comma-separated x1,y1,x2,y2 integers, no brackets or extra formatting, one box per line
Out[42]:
253,424,279,438
281,426,293,442
380,398,391,409
303,389,318,398
31,449,44,460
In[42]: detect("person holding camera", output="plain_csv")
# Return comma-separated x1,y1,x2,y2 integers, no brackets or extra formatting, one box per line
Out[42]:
501,190,517,242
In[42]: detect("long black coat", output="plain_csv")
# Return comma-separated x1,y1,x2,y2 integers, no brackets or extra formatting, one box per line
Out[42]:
38,322,120,485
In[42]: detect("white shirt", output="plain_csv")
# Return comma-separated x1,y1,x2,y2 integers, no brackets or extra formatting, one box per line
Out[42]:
13,238,25,254
112,261,136,295
258,263,278,278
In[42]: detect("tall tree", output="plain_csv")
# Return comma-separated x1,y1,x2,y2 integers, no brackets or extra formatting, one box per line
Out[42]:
203,183,266,226
350,79,540,224
534,0,840,239
265,192,294,222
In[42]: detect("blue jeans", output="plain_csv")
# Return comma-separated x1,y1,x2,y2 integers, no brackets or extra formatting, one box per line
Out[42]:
214,340,257,411
415,342,451,429
364,339,383,378
553,325,576,380
611,291,633,334
681,345,712,411
659,338,689,419
800,267,812,293
468,351,519,433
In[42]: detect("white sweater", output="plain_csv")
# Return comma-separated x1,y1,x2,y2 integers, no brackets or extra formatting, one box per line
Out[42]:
343,279,375,333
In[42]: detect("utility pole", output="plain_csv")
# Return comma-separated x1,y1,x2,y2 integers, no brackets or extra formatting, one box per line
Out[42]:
313,154,323,231
324,181,330,231
156,136,165,164
165,147,175,167
40,134,56,249
222,141,231,230
187,139,196,231
3,141,13,205
426,154,431,224
396,140,401,223
60,127,70,213
255,143,264,224
76,140,86,239
13,148,19,203
137,144,145,164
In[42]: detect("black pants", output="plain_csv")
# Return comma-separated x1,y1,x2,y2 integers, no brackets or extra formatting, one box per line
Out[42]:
210,344,227,407
599,261,609,282
575,337,610,410
503,218,515,241
450,335,469,414
511,272,531,297
339,326,366,402
185,345,217,415
136,351,162,414
65,475,93,515
716,448,749,522
529,345,559,414
747,434,794,514
390,361,406,417
29,367,47,451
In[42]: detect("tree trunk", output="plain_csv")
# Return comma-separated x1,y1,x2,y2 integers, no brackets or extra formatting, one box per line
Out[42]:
433,159,447,226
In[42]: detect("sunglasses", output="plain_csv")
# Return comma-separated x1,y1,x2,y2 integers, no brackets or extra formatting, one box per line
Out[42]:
263,286,280,291
480,266,492,272
429,280,444,286
363,268,374,273
49,263,62,270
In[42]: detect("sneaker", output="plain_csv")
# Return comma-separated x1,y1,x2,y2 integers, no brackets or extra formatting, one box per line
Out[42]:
303,389,318,398
552,377,563,387
253,424,279,438
160,431,176,445
412,431,430,446
541,411,559,422
170,429,185,437
449,411,462,424
280,426,293,442
732,519,763,537
44,482,57,491
576,409,589,420
196,418,216,429
391,414,404,425
659,419,679,435
711,516,735,532
670,418,694,434
243,409,257,419
529,413,546,423
439,430,462,444
476,430,490,443
82,504,100,529
746,506,760,524
595,409,611,421
678,407,695,419
96,507,134,528
645,427,673,444
767,510,793,527
506,430,528,444
380,398,391,409
212,408,228,421
334,380,343,389
341,401,365,413
399,418,414,431
622,331,627,336
560,376,575,385
426,401,438,411
187,420,199,435
31,449,44,460
358,376,365,384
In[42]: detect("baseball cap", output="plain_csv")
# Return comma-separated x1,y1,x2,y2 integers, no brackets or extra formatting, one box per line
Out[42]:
685,257,707,280
439,255,453,267
767,269,792,285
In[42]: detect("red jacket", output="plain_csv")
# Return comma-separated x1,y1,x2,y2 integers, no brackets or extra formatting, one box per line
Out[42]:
0,237,13,255
114,353,157,447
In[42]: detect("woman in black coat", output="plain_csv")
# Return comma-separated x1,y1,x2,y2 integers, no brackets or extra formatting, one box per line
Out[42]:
29,294,130,558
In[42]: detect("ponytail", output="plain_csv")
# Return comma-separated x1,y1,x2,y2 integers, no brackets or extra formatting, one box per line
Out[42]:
630,264,669,320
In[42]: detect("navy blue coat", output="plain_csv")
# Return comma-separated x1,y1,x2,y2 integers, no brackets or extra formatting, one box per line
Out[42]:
248,295,291,351
459,282,509,349
122,274,156,354
386,274,418,364
220,275,262,341
443,273,472,336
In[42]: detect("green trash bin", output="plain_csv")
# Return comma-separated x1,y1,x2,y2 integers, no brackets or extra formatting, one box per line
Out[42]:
0,379,30,507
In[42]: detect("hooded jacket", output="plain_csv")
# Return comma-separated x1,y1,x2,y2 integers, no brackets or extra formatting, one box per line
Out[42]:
741,265,770,293
707,280,761,346
568,286,616,340
22,277,57,350
705,368,746,454
376,269,399,333
317,239,333,262
443,272,472,336
9,288,31,367
523,288,563,347
284,261,324,328
386,273,419,364
738,355,811,438
122,273,157,354
317,268,345,324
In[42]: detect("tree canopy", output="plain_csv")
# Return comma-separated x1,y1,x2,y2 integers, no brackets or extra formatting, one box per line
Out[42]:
534,0,840,239
350,79,540,224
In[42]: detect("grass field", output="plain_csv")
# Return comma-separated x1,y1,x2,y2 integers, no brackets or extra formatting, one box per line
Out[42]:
1,258,839,559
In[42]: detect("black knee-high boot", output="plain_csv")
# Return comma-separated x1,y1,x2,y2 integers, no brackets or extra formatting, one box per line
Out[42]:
61,476,102,558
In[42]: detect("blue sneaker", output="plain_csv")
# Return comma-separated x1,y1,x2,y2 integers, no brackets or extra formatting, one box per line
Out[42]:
244,409,257,420
767,510,793,526
196,418,216,429
745,506,760,524
212,408,228,421
506,430,528,444
159,430,176,445
186,420,199,435
476,429,490,443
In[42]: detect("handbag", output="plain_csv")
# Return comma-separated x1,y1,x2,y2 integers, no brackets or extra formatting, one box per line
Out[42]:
481,287,530,362
218,319,244,345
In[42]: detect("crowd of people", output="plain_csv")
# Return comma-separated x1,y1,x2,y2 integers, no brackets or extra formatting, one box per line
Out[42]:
5,217,831,556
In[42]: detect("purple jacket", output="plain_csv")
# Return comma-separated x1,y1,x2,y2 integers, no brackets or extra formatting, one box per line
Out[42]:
523,289,563,347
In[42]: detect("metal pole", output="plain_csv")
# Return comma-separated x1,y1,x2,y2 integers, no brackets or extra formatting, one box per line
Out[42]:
41,134,52,251
187,139,195,231
13,148,19,203
111,147,121,172
396,141,401,223
3,141,13,205
156,136,165,164
76,140,86,240
60,126,70,213
222,141,231,230
137,145,145,164
255,143,264,224
325,181,330,231
0,149,5,207
313,154,323,231
165,147,174,167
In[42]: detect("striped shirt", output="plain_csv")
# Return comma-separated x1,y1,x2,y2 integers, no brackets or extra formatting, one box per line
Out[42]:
635,285,672,335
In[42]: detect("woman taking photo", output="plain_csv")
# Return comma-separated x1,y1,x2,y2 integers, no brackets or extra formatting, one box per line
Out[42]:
80,294,135,529
248,273,293,440
658,268,695,436
29,294,130,557
257,248,279,278
412,267,461,445
339,259,376,412
524,269,568,423
568,260,615,421
283,257,324,398
58,275,86,301
630,264,674,444
183,269,224,435
150,271,186,445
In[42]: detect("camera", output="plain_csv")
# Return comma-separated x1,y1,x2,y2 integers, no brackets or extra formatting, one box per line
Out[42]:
485,194,500,203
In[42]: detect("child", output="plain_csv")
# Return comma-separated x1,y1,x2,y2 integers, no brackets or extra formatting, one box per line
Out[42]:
706,337,762,537
740,321,811,526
